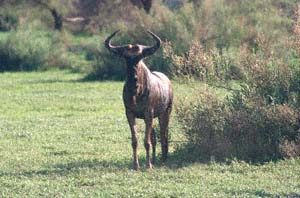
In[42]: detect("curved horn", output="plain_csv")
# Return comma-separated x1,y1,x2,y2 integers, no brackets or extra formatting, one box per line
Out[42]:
142,30,161,57
104,30,123,55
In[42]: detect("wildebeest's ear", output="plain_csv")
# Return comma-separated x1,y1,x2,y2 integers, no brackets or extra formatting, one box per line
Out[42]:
142,30,161,58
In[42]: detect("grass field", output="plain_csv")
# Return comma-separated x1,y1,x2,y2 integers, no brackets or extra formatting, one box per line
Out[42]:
0,70,300,197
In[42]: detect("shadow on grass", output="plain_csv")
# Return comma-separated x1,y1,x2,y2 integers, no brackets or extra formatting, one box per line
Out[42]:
0,143,288,178
26,76,123,84
228,189,300,198
0,159,132,178
154,143,211,169
27,79,79,84
154,142,284,169
80,74,124,82
0,146,203,178
51,159,131,173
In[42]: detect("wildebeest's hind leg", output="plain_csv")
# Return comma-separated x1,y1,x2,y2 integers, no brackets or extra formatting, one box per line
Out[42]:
159,107,171,161
151,128,156,164
144,112,154,169
126,110,140,170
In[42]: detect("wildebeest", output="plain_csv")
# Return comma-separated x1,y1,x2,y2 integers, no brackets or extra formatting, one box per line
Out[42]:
105,30,173,170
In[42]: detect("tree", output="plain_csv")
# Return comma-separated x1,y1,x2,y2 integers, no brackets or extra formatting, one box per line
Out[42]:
130,0,153,13
31,0,78,31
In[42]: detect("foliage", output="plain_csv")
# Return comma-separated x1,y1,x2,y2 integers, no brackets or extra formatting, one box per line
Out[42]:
173,1,300,161
0,28,51,71
247,55,300,107
175,13,300,155
225,87,300,161
83,32,131,80
163,41,213,80
88,46,126,80
0,12,18,31
0,24,75,71
81,2,199,79
85,0,297,81
176,90,231,159
163,41,244,81
0,0,299,80
177,85,300,161
175,34,300,162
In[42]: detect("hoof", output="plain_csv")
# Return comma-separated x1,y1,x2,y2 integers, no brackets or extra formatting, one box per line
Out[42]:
152,157,156,165
162,155,168,162
146,162,153,169
133,162,140,171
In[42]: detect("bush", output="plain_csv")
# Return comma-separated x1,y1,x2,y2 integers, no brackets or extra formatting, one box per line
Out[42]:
176,91,231,159
84,32,131,80
239,31,300,108
163,41,212,80
177,85,300,161
225,88,300,161
87,49,126,81
0,13,18,31
163,41,245,81
0,29,50,71
280,138,300,159
0,27,70,71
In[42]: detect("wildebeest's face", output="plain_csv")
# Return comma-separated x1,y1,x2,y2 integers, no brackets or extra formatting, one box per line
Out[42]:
122,44,143,59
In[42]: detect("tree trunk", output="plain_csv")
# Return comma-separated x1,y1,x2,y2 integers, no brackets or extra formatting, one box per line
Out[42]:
50,8,63,31
130,0,152,13
31,0,63,31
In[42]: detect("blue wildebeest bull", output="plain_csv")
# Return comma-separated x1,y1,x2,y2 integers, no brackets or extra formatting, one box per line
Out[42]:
105,30,173,170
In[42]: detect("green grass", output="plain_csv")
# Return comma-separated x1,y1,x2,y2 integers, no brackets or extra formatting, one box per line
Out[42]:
0,70,299,197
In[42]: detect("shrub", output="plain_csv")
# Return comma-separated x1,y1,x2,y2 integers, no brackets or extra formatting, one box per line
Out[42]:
225,88,300,161
0,27,70,71
0,13,18,31
162,41,245,81
84,32,130,80
241,32,300,108
0,29,51,71
279,137,300,159
176,85,300,161
87,49,126,81
163,41,213,80
176,91,231,159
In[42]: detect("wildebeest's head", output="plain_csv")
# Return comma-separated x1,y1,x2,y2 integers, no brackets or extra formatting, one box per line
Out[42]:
105,30,161,63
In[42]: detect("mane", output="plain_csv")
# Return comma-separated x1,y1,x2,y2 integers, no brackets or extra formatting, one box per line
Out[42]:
126,60,150,96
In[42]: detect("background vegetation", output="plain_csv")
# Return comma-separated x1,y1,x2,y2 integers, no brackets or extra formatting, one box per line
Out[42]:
0,0,300,195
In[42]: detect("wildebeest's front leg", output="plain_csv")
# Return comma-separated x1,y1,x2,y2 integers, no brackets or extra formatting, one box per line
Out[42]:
126,110,139,170
144,110,154,169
